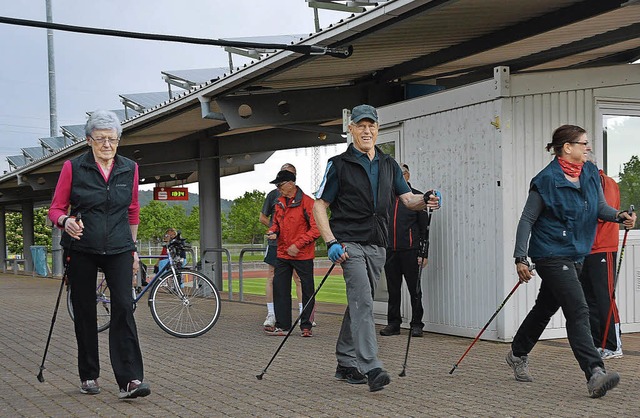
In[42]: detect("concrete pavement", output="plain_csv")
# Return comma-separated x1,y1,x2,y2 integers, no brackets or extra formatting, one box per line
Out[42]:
1,274,638,417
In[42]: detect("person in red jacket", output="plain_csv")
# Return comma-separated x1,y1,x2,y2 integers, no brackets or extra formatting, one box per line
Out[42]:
579,156,623,359
266,169,320,337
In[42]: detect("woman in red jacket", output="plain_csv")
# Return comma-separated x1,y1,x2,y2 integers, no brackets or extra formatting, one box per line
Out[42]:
266,170,320,337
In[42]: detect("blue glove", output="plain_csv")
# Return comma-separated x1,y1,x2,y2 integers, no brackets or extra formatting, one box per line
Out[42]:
328,243,346,263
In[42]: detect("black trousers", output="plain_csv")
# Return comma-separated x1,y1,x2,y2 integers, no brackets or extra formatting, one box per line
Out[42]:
383,249,424,328
273,258,315,330
511,257,604,380
579,252,619,351
68,250,144,389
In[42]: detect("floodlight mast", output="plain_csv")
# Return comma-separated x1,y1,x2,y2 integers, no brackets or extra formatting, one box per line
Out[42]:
0,16,353,59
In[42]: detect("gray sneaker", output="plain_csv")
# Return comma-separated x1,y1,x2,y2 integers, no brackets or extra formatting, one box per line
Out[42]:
506,350,533,382
80,379,100,395
587,367,620,398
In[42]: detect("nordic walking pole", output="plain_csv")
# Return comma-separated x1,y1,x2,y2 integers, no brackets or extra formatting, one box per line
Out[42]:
449,276,526,375
399,209,433,377
601,205,634,350
257,263,335,380
37,213,81,382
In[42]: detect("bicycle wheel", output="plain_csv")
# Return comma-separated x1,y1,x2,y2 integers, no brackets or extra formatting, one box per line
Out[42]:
148,269,220,338
67,270,111,333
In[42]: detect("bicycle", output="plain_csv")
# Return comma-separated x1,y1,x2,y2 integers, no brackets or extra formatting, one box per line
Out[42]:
66,232,221,338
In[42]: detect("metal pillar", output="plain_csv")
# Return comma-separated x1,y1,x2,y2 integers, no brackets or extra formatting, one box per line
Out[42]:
197,139,223,289
0,207,6,271
46,0,63,277
22,201,35,272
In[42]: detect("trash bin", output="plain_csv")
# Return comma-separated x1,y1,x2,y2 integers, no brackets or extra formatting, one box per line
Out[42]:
30,245,48,276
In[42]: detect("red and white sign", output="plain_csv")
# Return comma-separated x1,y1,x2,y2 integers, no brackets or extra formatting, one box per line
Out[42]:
153,187,189,201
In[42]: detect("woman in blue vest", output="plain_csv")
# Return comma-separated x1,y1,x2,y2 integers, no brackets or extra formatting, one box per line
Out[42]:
49,110,150,399
507,124,635,398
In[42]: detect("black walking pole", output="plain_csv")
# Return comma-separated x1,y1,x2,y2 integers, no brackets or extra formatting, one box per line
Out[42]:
601,204,634,350
37,213,81,382
399,210,433,377
257,263,336,380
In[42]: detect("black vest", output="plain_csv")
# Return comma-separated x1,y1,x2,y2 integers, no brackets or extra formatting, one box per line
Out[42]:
61,151,137,255
328,145,397,247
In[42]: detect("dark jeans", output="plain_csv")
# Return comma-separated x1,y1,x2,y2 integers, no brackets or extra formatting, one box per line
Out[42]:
511,257,604,380
383,249,424,328
579,252,619,351
68,250,144,389
273,258,315,330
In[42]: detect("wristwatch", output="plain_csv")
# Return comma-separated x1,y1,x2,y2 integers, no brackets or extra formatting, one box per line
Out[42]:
326,239,339,249
514,256,529,266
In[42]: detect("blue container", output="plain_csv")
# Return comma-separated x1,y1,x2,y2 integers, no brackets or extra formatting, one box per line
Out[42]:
30,245,48,276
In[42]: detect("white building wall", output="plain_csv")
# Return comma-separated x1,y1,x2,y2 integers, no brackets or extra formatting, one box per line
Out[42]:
381,64,640,341
400,102,503,339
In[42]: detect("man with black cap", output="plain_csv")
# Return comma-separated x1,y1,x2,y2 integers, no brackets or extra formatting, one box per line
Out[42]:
314,104,441,392
266,169,320,337
259,163,305,332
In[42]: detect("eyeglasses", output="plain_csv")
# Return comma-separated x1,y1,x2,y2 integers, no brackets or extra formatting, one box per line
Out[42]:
276,181,289,188
569,141,589,146
89,135,120,145
353,123,378,132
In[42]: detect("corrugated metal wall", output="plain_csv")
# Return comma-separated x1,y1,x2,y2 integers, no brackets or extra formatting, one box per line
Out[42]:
503,88,596,338
401,101,504,339
387,64,640,341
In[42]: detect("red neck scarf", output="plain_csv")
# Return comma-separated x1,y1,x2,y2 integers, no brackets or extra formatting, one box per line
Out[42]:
557,157,583,178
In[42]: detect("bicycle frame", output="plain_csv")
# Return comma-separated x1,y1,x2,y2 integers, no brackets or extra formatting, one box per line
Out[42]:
93,243,186,306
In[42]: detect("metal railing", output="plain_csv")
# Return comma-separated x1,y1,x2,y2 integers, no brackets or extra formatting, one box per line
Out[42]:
237,247,266,302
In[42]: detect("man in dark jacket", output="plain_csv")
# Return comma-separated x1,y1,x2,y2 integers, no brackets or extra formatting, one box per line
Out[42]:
314,104,441,392
380,163,429,338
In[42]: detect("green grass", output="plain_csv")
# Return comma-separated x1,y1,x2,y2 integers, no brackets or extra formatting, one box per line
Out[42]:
223,275,346,305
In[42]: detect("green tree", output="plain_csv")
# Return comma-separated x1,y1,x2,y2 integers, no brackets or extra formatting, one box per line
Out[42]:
5,207,52,255
182,205,200,243
138,200,188,243
618,155,640,229
34,207,52,250
6,211,22,255
224,190,266,244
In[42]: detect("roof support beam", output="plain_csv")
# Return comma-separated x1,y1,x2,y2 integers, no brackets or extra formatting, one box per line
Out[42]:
372,0,630,83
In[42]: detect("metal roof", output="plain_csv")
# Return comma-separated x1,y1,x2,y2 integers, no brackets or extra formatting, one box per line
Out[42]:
1,0,639,205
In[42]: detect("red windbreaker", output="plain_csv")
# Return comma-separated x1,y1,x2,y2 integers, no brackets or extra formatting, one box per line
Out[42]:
591,170,620,253
270,187,319,260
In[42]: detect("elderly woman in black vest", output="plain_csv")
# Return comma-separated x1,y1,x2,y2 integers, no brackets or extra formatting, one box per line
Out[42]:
48,110,150,399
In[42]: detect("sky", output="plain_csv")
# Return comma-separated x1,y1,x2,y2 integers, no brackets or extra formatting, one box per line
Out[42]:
0,0,353,200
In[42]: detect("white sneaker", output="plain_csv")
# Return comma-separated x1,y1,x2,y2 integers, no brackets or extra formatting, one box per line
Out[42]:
601,348,623,360
263,313,276,328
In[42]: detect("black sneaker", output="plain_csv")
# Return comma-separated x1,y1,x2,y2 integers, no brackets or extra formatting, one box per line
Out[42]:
367,368,391,392
335,364,367,384
411,327,423,337
379,325,400,336
119,380,151,399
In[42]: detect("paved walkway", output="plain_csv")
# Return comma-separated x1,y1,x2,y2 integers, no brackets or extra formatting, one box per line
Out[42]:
1,274,638,417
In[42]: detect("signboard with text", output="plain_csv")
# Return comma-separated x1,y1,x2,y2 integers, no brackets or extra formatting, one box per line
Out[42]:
153,187,189,201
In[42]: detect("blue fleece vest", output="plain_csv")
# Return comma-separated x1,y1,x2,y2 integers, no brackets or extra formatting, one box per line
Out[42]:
528,159,600,262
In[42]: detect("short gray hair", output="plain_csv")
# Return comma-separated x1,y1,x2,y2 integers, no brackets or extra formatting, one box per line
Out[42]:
85,110,122,138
